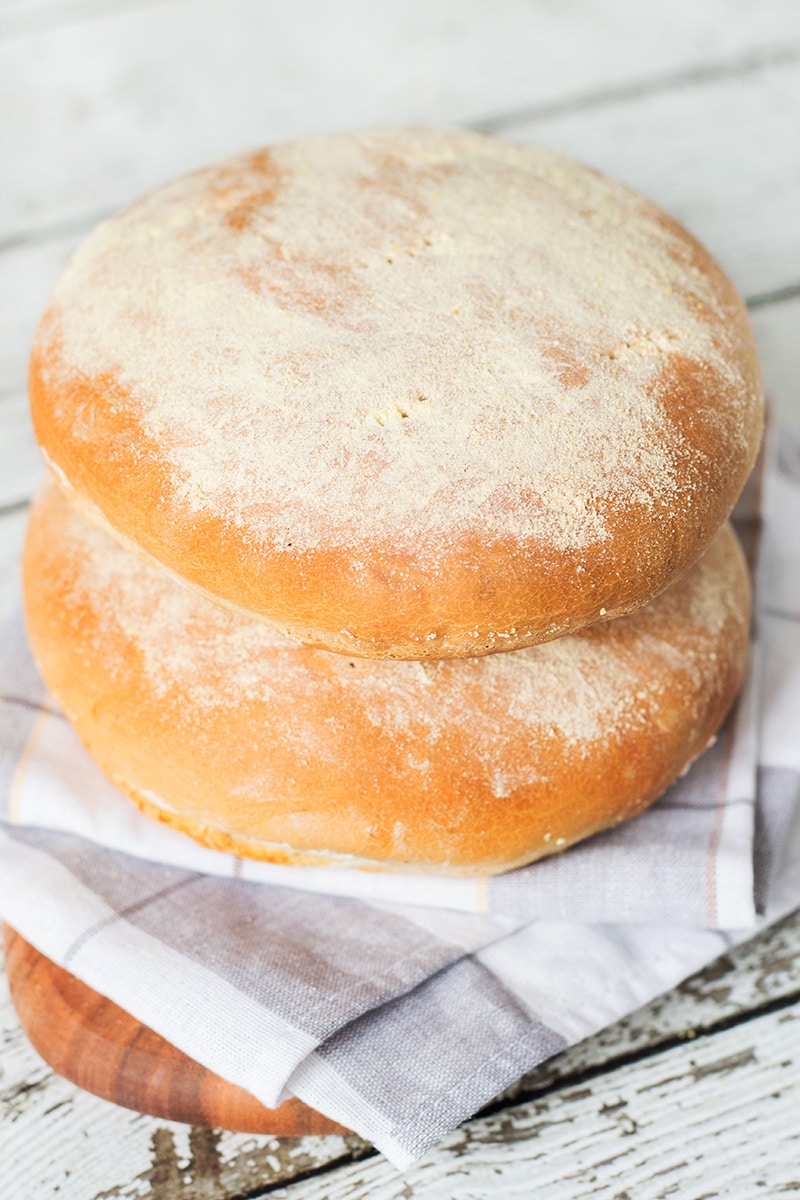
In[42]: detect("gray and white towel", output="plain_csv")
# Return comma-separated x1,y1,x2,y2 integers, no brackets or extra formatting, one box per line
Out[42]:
1,427,798,1168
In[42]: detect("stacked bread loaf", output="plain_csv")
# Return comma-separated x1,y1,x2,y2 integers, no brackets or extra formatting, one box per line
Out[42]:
24,129,763,875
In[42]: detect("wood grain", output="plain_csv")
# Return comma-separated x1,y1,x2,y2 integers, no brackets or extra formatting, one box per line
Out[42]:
2,925,349,1138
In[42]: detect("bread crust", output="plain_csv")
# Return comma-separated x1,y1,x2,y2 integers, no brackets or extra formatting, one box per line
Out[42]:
23,480,751,875
29,129,763,659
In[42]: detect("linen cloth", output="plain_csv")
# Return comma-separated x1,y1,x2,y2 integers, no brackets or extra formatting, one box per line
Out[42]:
1,427,799,1168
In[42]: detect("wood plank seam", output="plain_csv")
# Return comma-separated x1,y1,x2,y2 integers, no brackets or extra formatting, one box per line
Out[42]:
0,499,32,519
488,982,800,1113
471,39,800,133
747,282,800,309
237,1146,376,1200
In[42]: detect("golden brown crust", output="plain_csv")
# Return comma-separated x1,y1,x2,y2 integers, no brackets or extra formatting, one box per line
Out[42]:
29,128,763,659
23,479,751,875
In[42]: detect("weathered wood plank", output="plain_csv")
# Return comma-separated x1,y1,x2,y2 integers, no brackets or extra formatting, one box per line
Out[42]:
0,231,78,383
0,504,29,621
1,912,797,1199
275,996,800,1198
0,392,42,511
0,229,76,511
3,0,800,242
751,295,800,434
504,909,800,1101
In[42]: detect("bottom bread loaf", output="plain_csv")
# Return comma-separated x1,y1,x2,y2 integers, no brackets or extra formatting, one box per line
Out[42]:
23,479,751,875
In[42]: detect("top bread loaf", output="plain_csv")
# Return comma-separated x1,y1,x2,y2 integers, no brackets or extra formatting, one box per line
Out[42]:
29,128,763,659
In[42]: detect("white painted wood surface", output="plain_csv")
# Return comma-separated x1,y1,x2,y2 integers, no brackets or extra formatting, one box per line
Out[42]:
1,1,798,1196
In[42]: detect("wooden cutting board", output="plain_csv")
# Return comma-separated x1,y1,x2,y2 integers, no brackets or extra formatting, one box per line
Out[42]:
2,925,349,1135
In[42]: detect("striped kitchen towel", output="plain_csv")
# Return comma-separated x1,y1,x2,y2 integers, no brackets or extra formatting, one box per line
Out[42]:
1,426,798,1167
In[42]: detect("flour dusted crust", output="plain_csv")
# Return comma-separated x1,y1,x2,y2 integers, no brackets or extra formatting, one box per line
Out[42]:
24,480,750,875
29,128,763,658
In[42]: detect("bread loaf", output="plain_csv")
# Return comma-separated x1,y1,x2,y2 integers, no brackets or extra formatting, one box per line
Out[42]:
29,128,763,659
24,479,751,875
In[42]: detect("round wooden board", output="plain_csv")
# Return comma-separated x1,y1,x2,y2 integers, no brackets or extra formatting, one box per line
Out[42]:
2,925,350,1136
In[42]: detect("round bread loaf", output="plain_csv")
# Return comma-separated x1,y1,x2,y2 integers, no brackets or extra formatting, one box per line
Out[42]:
29,128,762,659
24,479,751,875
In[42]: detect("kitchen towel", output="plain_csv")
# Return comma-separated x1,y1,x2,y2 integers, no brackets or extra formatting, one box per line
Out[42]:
1,426,798,1168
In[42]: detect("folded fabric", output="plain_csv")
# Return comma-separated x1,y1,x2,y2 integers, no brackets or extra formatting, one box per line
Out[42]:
1,427,799,1168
